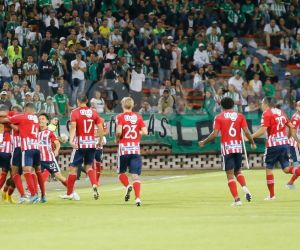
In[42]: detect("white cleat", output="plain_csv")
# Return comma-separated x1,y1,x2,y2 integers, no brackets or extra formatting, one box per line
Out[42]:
72,192,80,201
232,198,242,207
17,196,28,204
264,196,276,201
59,193,80,201
135,198,141,207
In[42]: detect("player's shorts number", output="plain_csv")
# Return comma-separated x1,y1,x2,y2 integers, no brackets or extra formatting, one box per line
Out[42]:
229,122,236,137
123,125,137,139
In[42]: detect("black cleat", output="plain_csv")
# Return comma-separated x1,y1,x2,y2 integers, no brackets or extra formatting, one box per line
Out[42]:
93,186,99,200
125,186,132,202
245,193,252,202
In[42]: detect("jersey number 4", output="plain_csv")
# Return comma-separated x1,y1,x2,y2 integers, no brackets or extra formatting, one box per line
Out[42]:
123,125,138,139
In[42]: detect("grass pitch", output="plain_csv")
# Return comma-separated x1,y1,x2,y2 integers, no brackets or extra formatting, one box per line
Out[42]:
1,169,300,250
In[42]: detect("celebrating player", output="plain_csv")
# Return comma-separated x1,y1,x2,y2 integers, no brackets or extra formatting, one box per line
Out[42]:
0,103,43,204
115,97,148,206
61,93,104,201
38,113,68,202
0,105,14,203
199,97,256,206
286,101,300,189
251,97,300,200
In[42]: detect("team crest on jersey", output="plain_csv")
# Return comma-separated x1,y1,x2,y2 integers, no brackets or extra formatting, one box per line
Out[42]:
124,114,137,124
224,112,238,121
80,109,93,118
28,115,38,123
271,108,282,116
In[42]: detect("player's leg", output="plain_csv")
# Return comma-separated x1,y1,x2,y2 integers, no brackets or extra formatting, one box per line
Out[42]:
286,146,300,188
48,160,68,187
94,149,103,186
31,168,38,195
33,150,46,202
264,147,276,200
84,149,99,200
129,155,142,206
60,149,82,200
117,155,132,201
224,154,241,206
234,154,252,202
6,177,16,204
22,150,39,203
42,169,51,183
11,147,26,202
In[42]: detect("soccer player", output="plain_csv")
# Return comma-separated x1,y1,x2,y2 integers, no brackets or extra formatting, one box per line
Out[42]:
251,97,300,200
115,97,148,206
38,113,68,202
0,103,42,204
61,93,104,200
286,101,300,189
0,105,14,203
199,97,256,206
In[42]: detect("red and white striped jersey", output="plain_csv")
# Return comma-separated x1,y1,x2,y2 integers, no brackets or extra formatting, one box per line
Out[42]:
70,107,102,149
38,129,57,161
116,112,145,156
11,130,21,149
261,108,290,148
0,140,12,153
290,112,300,147
9,113,39,151
214,110,248,156
0,113,13,153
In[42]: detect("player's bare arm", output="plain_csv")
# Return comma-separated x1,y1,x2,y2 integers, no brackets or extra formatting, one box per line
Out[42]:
287,122,300,144
96,122,105,147
69,121,78,149
251,126,267,139
10,124,19,131
242,127,256,149
115,124,123,144
53,139,61,157
0,117,10,124
198,130,219,147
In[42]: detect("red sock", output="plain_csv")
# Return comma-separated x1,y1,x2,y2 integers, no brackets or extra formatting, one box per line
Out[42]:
266,174,275,198
236,174,246,187
12,174,25,196
87,168,97,186
24,172,36,196
8,186,15,196
3,184,9,192
119,173,129,187
288,167,295,174
228,179,239,200
0,172,7,189
133,180,141,199
95,162,101,185
42,170,50,182
36,170,46,196
31,173,38,194
67,174,77,195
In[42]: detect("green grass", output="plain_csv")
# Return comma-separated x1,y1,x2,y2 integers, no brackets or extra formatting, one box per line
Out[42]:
1,169,300,250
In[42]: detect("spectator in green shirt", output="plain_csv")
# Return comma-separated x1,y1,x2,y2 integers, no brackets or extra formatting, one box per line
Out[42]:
53,87,69,117
227,3,246,36
263,78,275,97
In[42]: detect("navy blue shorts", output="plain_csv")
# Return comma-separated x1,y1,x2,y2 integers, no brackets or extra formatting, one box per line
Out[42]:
70,148,96,167
0,152,11,171
289,146,300,163
41,161,60,174
12,147,22,168
265,145,290,169
222,153,242,171
118,154,142,175
22,149,41,168
95,149,103,162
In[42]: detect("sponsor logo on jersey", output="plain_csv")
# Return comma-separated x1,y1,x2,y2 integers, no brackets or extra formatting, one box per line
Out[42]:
124,114,138,124
80,109,93,118
28,114,38,123
271,108,282,116
224,112,238,121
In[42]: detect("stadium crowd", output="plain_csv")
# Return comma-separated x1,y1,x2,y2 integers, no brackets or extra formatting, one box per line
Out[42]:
0,0,300,117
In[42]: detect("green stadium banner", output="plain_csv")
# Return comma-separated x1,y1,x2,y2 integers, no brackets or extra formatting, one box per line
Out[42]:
58,113,266,154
